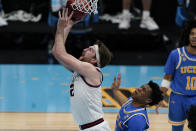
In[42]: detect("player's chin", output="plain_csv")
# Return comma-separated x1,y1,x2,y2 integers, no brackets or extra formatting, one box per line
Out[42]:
79,56,83,61
190,42,196,48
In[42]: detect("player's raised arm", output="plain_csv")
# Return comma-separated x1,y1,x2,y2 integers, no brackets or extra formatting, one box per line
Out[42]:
111,73,128,106
52,8,86,73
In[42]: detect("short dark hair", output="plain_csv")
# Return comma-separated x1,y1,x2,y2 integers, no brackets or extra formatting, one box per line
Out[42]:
179,20,196,47
95,40,112,68
187,105,196,131
148,81,163,106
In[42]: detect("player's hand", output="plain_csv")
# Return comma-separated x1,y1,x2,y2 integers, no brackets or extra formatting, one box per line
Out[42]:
57,8,78,30
111,73,121,90
156,87,167,114
155,100,164,114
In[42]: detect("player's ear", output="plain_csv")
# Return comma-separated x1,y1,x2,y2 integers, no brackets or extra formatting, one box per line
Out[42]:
145,98,152,104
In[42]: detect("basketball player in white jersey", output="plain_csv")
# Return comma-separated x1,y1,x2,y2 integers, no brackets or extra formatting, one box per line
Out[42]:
52,8,112,131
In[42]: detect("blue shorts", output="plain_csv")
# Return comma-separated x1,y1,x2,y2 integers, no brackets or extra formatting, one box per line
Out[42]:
168,92,196,126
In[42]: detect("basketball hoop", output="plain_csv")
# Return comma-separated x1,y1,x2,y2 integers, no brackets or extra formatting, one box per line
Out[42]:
71,0,98,14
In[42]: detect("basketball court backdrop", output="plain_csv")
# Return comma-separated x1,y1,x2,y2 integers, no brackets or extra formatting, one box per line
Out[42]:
0,64,191,131
0,64,167,113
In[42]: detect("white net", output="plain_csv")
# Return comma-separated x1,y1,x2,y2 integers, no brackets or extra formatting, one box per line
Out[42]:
71,0,98,14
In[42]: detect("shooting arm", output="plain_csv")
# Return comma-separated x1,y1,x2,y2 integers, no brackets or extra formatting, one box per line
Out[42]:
52,9,81,72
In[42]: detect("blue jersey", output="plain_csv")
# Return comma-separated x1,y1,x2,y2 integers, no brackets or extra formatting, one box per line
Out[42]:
164,46,196,95
115,97,149,131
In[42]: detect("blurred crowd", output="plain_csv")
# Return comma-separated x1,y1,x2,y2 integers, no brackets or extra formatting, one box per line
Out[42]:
0,0,195,28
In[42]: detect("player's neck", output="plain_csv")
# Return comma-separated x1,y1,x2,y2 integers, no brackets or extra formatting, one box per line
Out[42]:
186,45,196,55
131,100,145,107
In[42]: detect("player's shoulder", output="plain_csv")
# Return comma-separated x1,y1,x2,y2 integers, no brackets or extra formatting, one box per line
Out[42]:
169,47,182,57
127,114,147,129
129,114,146,121
81,62,101,75
128,114,148,126
170,48,179,54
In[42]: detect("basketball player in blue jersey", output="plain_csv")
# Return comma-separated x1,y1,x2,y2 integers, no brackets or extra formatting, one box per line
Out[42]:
111,73,163,131
52,8,112,130
158,21,196,131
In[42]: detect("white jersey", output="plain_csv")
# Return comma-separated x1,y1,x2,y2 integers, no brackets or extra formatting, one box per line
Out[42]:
70,68,104,125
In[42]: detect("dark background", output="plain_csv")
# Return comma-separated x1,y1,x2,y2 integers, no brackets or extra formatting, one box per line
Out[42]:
0,0,181,65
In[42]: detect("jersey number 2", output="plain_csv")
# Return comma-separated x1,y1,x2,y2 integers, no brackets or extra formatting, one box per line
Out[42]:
70,84,74,96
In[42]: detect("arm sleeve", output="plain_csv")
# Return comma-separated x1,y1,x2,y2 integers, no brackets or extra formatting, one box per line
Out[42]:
127,115,146,131
164,49,179,75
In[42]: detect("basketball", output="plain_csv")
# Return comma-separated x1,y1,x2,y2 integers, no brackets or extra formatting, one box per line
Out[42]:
66,0,88,21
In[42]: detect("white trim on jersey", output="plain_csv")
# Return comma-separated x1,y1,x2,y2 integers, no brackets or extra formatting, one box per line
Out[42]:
176,48,182,69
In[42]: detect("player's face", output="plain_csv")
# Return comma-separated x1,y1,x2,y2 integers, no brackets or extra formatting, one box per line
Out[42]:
79,46,96,62
189,28,196,48
132,84,152,105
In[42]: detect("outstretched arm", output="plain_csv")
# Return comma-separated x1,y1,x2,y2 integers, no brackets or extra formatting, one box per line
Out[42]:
111,73,128,106
52,8,88,75
52,8,76,71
